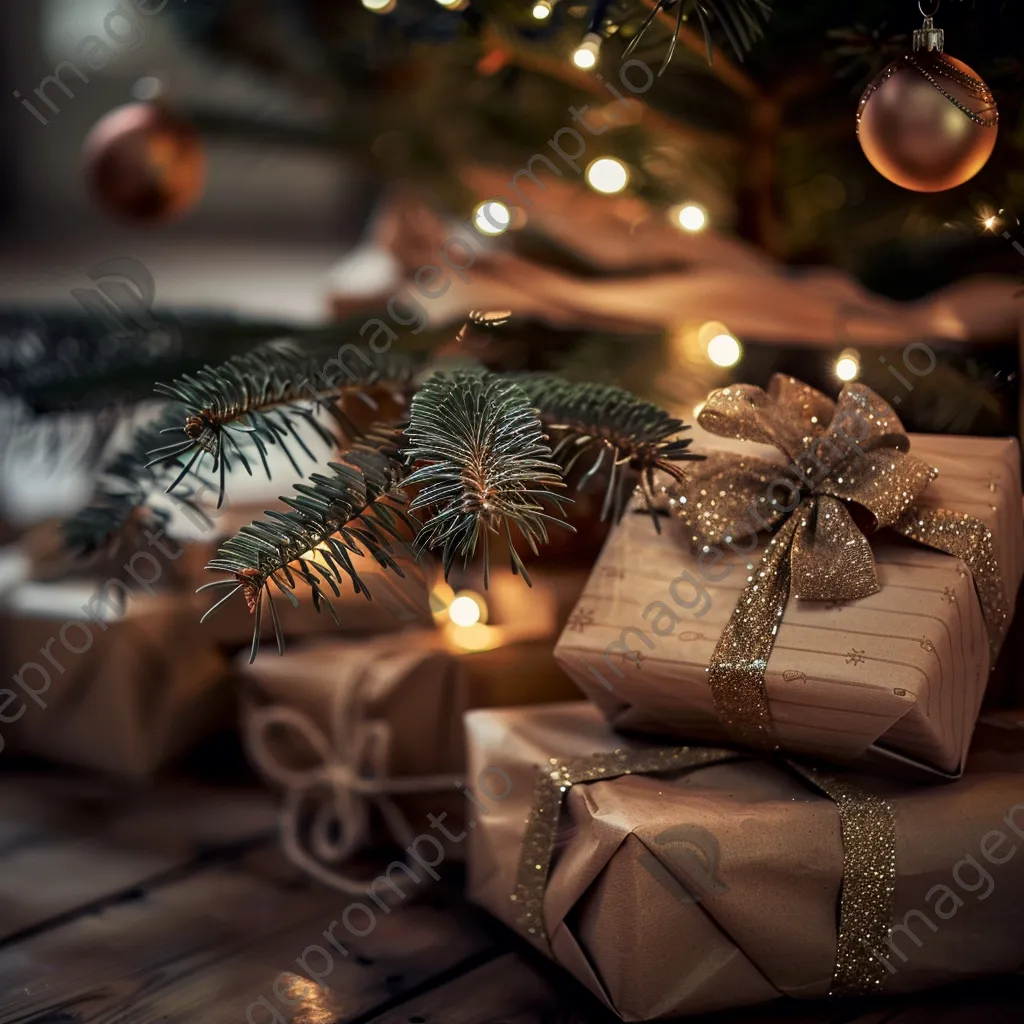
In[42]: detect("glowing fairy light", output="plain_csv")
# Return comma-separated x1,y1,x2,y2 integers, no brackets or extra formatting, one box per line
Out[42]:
585,157,629,194
449,591,486,627
674,203,707,232
706,333,742,368
572,32,602,70
835,348,860,382
532,0,553,19
473,200,511,236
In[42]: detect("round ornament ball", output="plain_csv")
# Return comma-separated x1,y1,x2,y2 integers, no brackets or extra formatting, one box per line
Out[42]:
84,101,205,223
857,51,998,193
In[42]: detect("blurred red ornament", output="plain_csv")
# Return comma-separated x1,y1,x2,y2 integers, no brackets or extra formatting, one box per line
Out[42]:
83,101,205,223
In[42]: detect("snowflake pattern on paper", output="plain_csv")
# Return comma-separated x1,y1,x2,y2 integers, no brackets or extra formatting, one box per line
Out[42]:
566,608,596,633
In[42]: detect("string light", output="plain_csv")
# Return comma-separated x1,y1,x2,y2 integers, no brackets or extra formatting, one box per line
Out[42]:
532,0,553,19
473,200,511,236
435,0,468,7
673,203,707,232
572,32,602,70
835,348,860,382
449,591,487,627
706,332,742,368
585,157,629,194
361,0,396,12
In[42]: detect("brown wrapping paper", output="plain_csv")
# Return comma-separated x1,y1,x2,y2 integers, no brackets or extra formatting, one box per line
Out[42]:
238,632,468,876
555,432,1024,776
466,701,1024,1021
0,572,229,778
239,632,466,789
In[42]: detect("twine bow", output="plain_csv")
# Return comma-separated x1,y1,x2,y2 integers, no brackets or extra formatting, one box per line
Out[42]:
669,374,1008,751
244,661,463,895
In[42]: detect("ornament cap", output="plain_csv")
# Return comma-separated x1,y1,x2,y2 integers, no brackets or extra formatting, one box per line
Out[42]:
913,16,944,52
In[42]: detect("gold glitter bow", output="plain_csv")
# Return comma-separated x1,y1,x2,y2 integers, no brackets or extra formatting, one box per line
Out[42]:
512,746,896,998
669,375,1008,751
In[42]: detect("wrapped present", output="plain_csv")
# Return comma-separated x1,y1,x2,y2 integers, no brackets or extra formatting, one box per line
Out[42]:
239,631,468,890
0,573,229,778
555,376,1024,777
466,701,1024,1021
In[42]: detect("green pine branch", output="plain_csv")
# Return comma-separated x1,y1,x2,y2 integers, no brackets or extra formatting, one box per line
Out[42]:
62,326,704,659
201,426,415,663
518,374,703,527
62,404,209,557
404,370,572,586
62,342,416,555
150,345,416,506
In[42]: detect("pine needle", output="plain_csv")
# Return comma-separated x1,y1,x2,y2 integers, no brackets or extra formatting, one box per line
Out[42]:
517,374,703,529
150,344,416,506
625,0,771,69
203,427,416,661
61,404,208,557
404,370,573,586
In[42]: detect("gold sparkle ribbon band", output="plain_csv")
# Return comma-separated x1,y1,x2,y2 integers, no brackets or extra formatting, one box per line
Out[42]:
790,764,897,996
511,747,898,999
671,375,1009,753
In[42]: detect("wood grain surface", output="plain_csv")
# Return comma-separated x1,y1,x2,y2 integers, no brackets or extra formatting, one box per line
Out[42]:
0,773,1020,1023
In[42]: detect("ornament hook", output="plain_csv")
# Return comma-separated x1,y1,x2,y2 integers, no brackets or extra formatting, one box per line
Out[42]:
913,1,944,52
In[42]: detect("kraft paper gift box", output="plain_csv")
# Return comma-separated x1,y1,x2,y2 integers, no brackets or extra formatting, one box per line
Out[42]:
466,701,1024,1021
0,577,229,778
238,631,469,878
555,378,1024,777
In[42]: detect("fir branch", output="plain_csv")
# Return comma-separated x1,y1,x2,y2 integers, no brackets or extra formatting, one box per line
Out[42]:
517,375,703,528
62,404,208,557
404,370,572,586
149,345,416,506
201,427,416,662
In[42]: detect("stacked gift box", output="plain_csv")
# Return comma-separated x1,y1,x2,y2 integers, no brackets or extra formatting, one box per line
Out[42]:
8,370,1024,1018
458,376,1024,1019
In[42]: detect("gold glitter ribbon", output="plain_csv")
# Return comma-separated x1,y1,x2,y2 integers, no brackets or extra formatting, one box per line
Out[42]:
790,764,897,997
669,375,1009,751
511,745,736,947
511,747,898,998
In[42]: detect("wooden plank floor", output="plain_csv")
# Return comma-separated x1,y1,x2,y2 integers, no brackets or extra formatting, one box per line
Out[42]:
0,773,1021,1024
